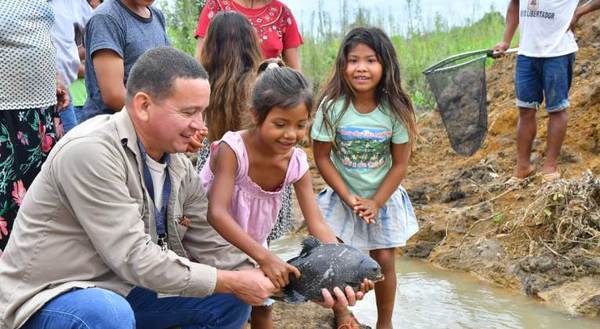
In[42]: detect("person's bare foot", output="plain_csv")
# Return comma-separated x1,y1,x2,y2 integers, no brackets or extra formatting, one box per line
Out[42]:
542,164,559,176
513,163,536,179
335,310,370,329
334,308,356,329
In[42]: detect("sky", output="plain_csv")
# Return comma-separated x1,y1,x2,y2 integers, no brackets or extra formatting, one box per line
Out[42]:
286,0,509,35
157,0,510,35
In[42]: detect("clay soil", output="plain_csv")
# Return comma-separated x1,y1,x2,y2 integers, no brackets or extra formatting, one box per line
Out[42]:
400,12,600,318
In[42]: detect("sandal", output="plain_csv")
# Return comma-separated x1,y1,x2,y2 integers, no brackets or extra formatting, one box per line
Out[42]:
505,175,527,185
505,166,536,189
542,171,561,183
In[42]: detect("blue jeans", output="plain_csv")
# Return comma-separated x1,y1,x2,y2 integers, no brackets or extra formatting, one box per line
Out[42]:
76,103,111,124
515,53,575,112
75,104,97,124
59,94,78,132
22,287,250,329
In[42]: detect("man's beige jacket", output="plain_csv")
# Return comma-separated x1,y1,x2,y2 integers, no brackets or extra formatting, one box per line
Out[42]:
0,110,248,329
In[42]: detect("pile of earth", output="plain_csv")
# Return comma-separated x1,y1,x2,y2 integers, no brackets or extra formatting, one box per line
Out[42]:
399,11,600,318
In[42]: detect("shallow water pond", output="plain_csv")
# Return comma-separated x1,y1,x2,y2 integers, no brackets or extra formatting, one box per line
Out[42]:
271,236,599,329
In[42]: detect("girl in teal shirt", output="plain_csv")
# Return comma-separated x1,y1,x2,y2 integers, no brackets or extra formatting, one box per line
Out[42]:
311,27,419,329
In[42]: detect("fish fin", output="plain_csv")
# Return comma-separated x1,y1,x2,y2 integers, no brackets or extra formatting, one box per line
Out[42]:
300,236,321,255
286,255,300,264
280,287,307,304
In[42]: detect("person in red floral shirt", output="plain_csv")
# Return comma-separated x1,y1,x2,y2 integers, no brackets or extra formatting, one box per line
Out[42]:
195,0,303,70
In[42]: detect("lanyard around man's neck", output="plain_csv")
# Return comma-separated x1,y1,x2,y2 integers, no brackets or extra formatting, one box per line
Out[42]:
136,138,171,250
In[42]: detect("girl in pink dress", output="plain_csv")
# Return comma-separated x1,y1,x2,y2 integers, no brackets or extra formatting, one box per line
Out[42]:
200,66,338,328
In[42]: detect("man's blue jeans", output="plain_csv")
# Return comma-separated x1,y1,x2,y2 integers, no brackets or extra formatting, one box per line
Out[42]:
21,287,251,329
59,92,79,133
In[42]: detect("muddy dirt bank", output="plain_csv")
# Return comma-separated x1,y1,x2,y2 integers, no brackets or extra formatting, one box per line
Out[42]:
399,12,600,317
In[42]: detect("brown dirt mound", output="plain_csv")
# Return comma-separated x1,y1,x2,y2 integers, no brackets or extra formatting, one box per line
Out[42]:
401,12,600,317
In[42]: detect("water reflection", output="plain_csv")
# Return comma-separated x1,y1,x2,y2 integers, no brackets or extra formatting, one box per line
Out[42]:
271,235,599,329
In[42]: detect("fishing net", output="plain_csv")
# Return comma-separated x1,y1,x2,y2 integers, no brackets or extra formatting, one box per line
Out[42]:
423,50,491,156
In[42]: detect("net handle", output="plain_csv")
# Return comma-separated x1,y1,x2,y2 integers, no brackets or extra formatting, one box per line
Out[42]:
490,47,519,58
423,48,519,75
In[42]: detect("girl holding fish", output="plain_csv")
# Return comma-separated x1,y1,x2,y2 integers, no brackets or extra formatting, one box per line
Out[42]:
200,64,371,329
312,27,419,329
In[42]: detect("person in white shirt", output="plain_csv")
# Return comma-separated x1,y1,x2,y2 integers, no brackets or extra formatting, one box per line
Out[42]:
49,0,93,133
495,0,600,183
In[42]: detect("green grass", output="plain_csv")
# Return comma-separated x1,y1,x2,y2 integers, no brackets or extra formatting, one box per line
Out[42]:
301,11,514,110
160,0,516,111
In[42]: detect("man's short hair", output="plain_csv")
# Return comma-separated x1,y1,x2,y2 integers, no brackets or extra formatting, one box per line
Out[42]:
126,47,208,102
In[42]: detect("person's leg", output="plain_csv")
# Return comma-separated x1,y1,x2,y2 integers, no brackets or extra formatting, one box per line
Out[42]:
126,287,250,329
250,305,272,329
73,106,83,123
514,55,543,178
545,110,568,175
515,108,537,178
58,95,79,133
0,107,56,252
0,110,19,252
74,104,98,125
21,288,135,329
369,248,396,329
542,53,575,176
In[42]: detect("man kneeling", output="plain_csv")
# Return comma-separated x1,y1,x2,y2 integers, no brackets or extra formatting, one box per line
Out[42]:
0,47,366,329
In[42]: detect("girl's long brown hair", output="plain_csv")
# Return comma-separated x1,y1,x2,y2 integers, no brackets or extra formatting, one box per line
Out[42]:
201,11,262,142
317,27,418,145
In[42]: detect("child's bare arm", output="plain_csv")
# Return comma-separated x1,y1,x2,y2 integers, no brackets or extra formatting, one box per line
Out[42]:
185,127,208,153
360,142,411,222
312,141,358,209
207,144,300,288
293,172,337,243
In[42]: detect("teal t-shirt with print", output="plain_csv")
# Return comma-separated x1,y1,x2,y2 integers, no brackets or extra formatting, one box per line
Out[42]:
311,99,409,198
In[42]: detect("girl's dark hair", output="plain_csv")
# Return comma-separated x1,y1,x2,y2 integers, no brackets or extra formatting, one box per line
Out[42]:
317,27,418,145
201,11,262,142
252,63,312,125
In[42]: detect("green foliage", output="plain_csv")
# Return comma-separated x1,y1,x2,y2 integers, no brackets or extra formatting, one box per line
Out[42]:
160,0,514,111
300,2,511,111
161,0,206,56
492,212,504,225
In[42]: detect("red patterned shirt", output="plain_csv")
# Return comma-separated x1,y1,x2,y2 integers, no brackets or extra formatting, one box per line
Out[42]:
195,0,303,59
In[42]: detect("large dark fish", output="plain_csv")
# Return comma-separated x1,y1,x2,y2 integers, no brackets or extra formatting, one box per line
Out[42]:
279,236,383,303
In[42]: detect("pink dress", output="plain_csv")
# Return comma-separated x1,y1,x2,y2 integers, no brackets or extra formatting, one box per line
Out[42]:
199,131,309,245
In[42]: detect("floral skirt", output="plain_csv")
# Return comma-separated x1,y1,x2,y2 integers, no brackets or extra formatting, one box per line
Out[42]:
0,107,57,252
